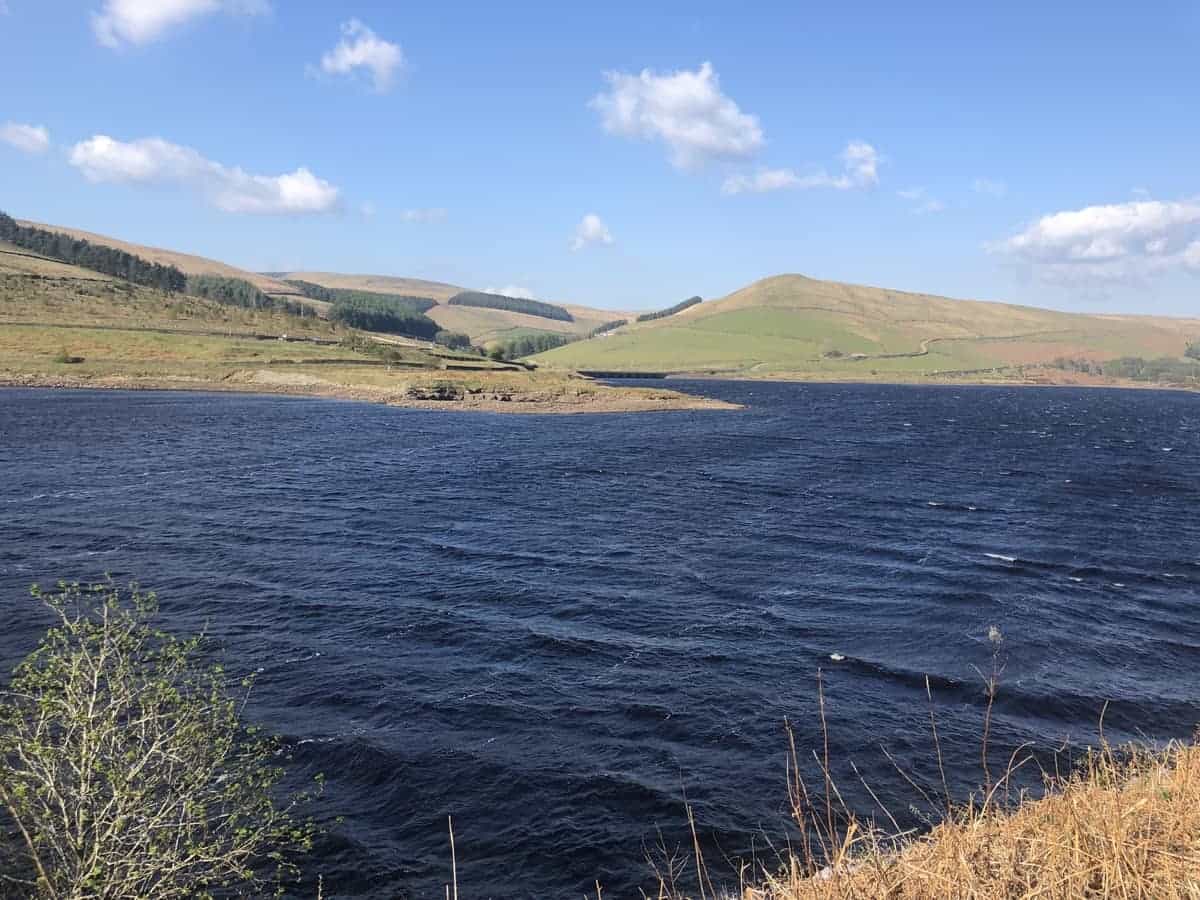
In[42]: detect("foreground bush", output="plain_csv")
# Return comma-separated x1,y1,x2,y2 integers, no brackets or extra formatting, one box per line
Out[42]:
0,583,317,898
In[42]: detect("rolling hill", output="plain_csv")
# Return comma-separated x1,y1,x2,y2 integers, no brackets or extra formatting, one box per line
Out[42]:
12,216,1199,387
274,271,465,302
0,233,723,414
532,274,1200,380
15,222,632,345
18,220,307,301
274,270,637,346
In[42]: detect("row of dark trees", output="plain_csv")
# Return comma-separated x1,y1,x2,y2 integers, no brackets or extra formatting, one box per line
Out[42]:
637,295,702,322
488,331,577,360
448,291,573,322
284,279,438,314
1186,342,1200,360
326,294,442,340
0,210,325,322
284,279,452,340
186,275,316,318
434,330,473,350
588,318,627,337
0,212,187,292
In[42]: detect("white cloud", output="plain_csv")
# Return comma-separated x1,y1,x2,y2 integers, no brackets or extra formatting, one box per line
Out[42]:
400,208,447,223
1,122,50,154
570,213,613,251
722,169,803,194
896,186,945,214
319,19,404,93
591,61,764,170
722,141,880,195
973,177,1007,198
993,198,1200,284
91,0,267,48
68,134,339,215
484,285,536,300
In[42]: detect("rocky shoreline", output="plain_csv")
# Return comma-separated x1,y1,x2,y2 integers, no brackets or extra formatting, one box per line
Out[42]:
0,371,741,415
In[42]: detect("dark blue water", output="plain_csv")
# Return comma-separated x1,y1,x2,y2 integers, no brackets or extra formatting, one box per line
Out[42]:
1,383,1198,898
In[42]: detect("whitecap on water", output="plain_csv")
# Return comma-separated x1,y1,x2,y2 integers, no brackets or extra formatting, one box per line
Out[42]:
985,552,1017,563
829,653,846,662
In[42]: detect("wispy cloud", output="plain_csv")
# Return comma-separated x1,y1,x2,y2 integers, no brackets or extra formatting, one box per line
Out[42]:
484,285,536,300
722,141,880,195
318,19,404,93
400,208,447,223
1,122,50,155
992,197,1200,285
972,177,1007,198
68,134,340,215
591,62,763,170
91,0,268,48
570,213,613,251
896,186,945,214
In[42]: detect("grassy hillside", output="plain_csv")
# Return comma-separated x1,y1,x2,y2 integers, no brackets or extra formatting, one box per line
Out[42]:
18,220,308,302
275,271,465,302
0,239,724,413
280,271,637,347
533,274,1200,380
9,222,634,348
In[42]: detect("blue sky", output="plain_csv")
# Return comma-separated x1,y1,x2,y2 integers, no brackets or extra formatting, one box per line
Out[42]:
2,0,1198,314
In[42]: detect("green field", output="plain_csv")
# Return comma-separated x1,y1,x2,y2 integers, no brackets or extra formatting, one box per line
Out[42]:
533,274,1200,379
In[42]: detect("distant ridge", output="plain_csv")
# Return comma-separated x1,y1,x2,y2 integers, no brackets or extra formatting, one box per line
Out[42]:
533,272,1200,378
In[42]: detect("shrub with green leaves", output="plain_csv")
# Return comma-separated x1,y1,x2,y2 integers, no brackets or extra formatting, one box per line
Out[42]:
0,582,319,898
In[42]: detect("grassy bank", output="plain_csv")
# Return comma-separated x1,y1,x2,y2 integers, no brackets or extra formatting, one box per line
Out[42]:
0,262,734,414
710,737,1199,899
648,662,1200,900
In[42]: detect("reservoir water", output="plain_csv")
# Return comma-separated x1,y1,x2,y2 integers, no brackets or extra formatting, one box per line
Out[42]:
1,382,1197,897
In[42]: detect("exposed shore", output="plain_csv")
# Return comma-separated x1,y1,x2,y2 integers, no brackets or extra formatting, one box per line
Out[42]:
0,369,741,414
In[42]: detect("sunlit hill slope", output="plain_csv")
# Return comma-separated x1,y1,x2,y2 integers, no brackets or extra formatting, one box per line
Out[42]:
532,274,1200,378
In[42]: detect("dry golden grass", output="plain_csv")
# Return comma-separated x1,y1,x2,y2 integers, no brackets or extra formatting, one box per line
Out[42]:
651,657,1199,900
734,739,1200,900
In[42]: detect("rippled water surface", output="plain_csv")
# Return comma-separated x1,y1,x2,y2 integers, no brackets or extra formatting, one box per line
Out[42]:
1,383,1198,898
